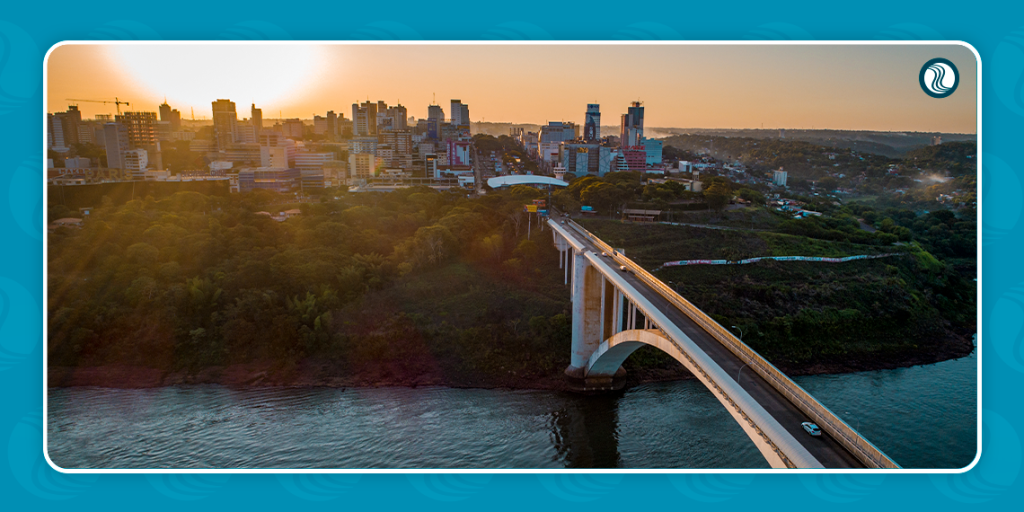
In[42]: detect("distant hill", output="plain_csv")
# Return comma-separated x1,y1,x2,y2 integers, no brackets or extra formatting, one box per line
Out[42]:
470,123,975,158
651,128,975,158
660,132,976,180
903,141,977,176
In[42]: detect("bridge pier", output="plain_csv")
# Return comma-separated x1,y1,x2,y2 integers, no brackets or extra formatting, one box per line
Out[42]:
564,249,627,392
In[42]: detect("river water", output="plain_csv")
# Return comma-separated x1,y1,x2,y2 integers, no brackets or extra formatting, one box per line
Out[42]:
47,351,976,470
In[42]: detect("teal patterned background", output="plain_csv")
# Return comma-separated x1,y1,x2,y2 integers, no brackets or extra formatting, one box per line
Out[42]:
3,0,1020,508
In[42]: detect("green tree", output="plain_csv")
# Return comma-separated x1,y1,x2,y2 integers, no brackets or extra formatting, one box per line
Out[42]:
581,182,629,214
737,188,765,204
509,185,543,202
818,176,839,192
514,239,539,261
703,181,732,212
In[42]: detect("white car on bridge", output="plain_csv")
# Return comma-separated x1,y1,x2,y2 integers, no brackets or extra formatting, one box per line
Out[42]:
802,422,821,436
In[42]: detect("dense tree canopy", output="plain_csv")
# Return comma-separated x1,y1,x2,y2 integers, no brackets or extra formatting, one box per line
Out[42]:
47,186,568,377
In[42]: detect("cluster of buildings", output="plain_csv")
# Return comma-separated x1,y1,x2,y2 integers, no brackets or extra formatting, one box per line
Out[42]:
48,102,194,183
346,98,478,186
48,96,486,193
510,101,665,178
48,97,723,196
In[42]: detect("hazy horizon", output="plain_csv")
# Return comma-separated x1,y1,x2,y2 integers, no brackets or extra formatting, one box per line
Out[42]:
47,43,978,134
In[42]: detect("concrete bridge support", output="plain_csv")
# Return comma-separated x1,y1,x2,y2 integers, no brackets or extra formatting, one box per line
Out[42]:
563,249,628,390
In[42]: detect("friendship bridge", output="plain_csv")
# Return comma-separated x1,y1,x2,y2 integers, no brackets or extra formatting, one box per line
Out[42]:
548,216,901,469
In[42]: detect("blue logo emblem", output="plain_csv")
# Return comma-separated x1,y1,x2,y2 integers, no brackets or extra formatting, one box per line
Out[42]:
920,58,959,98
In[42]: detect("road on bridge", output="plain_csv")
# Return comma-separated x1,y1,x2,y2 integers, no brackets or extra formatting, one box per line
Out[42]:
562,219,866,469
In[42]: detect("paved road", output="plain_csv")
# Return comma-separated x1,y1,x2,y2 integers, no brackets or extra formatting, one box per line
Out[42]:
561,219,865,468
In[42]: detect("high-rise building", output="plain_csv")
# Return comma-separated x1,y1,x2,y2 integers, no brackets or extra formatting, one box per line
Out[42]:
641,136,663,166
312,111,343,139
103,122,130,169
621,146,647,171
561,142,614,177
620,101,644,148
427,104,444,139
260,146,289,168
76,123,95,145
427,104,444,123
114,111,157,148
540,121,578,143
450,99,470,127
378,129,414,168
66,105,83,136
251,104,263,139
47,105,84,151
348,136,378,155
348,152,378,180
236,123,257,144
352,101,378,137
123,148,149,176
773,169,788,187
374,101,390,130
425,154,438,178
212,99,238,150
447,140,471,166
523,131,539,157
293,150,335,176
48,114,68,152
314,115,328,135
384,104,407,131
155,121,173,142
326,110,338,138
281,119,304,139
159,101,181,131
439,123,470,143
584,104,601,142
259,133,295,168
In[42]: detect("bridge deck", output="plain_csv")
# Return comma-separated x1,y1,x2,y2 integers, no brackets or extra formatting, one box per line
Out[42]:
564,221,865,468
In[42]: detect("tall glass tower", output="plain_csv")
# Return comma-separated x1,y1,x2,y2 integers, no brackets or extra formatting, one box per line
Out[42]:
584,104,601,142
619,101,644,148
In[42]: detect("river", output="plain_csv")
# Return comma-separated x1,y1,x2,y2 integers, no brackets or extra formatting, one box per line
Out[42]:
47,351,976,470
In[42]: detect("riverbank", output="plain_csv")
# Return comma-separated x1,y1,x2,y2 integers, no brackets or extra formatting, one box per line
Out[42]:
47,330,974,390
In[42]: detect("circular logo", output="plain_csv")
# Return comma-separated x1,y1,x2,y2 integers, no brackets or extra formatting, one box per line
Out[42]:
920,58,959,98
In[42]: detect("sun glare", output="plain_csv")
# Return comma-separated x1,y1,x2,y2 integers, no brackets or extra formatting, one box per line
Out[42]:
108,44,323,117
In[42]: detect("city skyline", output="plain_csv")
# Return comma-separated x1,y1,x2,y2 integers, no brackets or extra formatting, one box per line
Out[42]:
47,43,977,134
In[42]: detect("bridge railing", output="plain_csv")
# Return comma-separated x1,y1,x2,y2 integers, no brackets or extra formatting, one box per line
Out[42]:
563,218,900,469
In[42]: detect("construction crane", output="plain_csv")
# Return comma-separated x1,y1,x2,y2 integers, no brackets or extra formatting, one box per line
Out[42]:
66,97,131,115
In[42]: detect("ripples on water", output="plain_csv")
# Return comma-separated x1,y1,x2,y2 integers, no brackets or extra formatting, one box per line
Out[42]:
48,353,975,469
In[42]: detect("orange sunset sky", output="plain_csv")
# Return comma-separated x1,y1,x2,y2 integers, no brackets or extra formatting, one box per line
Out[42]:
47,43,977,133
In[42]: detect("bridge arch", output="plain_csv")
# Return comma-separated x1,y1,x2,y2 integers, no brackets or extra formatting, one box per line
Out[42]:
584,328,806,468
585,329,681,378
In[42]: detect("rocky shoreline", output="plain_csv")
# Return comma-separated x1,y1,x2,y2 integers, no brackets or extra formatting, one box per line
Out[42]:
48,334,975,391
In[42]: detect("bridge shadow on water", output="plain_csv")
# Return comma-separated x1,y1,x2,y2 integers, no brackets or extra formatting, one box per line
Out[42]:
549,395,622,468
